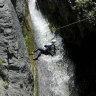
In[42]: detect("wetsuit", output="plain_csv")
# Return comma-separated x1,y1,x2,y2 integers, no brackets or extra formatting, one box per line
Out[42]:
32,44,56,60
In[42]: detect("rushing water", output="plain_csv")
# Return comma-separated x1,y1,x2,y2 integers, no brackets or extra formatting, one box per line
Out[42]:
28,0,74,96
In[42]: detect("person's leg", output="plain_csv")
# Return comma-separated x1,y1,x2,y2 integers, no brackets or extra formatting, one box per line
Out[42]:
34,48,45,52
43,50,53,56
29,48,41,55
33,52,42,60
33,49,39,52
48,52,54,56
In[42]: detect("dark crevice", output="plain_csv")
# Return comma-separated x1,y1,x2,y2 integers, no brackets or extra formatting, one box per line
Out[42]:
0,66,8,81
11,0,16,9
0,4,4,8
4,47,18,64
8,65,20,71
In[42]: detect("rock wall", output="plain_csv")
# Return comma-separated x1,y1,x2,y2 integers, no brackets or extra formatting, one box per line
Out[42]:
0,0,33,96
11,0,25,28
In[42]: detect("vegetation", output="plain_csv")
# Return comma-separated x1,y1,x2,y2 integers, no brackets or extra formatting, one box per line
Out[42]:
0,59,3,65
2,81,9,89
0,59,8,68
72,0,96,24
23,1,38,96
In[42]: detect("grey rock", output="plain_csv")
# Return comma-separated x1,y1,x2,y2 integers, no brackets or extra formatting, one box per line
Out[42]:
11,0,25,28
0,0,33,96
0,0,4,8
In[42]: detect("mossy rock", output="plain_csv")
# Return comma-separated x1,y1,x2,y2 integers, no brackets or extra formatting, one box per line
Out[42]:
2,81,9,89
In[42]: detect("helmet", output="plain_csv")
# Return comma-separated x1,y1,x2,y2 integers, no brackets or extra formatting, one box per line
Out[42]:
51,39,56,43
44,43,51,47
48,43,52,45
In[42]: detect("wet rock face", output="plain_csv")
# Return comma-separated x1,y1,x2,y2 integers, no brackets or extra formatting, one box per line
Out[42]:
0,0,33,96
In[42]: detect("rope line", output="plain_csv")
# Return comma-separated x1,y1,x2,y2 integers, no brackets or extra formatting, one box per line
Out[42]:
56,15,96,31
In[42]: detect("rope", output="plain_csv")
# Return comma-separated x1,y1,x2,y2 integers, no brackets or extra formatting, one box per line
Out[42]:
55,15,96,31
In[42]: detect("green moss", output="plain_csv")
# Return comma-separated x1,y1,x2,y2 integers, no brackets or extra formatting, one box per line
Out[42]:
49,23,57,33
23,1,38,96
0,59,8,68
24,31,34,52
0,59,3,65
2,81,9,89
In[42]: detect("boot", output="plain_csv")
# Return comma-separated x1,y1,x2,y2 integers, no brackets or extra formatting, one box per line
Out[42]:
29,52,34,55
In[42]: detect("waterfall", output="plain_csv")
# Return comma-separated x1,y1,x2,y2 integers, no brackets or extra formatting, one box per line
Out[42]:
28,0,74,96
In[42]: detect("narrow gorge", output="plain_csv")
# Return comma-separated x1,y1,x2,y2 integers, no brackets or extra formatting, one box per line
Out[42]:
0,0,96,96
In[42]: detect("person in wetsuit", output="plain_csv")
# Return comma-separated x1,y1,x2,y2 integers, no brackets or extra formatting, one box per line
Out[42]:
29,40,56,60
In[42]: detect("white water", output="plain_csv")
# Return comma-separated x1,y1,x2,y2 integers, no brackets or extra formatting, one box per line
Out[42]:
28,0,74,96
